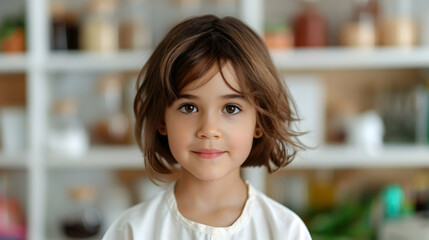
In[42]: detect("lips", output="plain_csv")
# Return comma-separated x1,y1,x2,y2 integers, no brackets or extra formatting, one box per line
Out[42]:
192,149,225,159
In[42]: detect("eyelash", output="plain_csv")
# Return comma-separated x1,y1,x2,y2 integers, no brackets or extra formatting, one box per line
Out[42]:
178,103,242,115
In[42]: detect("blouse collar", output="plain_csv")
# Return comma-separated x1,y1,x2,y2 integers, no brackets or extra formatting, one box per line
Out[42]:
165,181,256,236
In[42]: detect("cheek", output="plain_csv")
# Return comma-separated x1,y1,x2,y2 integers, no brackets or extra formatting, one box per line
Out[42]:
226,120,256,156
167,120,193,156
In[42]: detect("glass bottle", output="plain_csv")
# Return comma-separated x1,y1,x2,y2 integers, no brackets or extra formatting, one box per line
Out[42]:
412,174,429,214
118,0,152,50
379,0,417,47
50,0,80,50
292,0,327,48
339,0,378,48
48,99,89,159
61,185,102,238
91,75,131,145
80,0,118,52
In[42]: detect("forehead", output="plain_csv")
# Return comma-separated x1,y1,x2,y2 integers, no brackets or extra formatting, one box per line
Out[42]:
181,62,241,93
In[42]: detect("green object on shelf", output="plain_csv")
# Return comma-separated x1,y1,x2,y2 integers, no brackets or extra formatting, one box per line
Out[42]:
307,198,376,240
401,199,415,217
382,184,403,219
308,202,360,233
264,23,290,33
0,16,25,40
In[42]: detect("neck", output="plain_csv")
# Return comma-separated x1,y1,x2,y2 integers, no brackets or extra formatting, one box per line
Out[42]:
174,168,248,211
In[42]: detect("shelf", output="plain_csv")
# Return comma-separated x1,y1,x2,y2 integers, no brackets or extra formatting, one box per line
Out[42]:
289,144,429,169
47,146,144,169
0,54,28,73
41,47,429,73
271,47,429,70
0,151,27,168
47,144,429,170
46,50,151,73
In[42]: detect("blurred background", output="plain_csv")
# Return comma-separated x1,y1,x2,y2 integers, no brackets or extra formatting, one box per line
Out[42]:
1,0,429,239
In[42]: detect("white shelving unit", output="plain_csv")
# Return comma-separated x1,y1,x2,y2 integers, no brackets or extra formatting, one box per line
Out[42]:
0,0,428,239
0,54,28,72
290,145,429,169
0,152,28,168
46,50,151,72
47,147,143,169
4,47,429,73
39,144,429,171
271,47,429,70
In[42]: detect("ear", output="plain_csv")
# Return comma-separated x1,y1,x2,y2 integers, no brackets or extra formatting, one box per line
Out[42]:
254,126,263,139
158,124,167,136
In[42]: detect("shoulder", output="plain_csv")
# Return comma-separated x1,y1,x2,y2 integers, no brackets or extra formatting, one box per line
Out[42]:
250,186,312,240
102,190,168,240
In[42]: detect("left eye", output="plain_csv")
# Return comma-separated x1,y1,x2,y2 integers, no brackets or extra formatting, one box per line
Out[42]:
223,104,241,115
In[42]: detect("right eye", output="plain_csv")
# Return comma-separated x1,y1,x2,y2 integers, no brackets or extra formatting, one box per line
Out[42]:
178,104,198,114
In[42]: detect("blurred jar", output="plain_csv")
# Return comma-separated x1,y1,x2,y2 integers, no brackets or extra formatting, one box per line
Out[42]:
412,174,429,214
339,0,378,48
50,1,80,50
292,0,327,48
0,175,26,240
264,24,294,50
118,0,152,50
91,75,131,145
48,99,89,159
80,0,118,52
382,184,404,219
346,110,385,155
379,0,417,47
308,170,335,210
172,0,201,16
61,185,102,239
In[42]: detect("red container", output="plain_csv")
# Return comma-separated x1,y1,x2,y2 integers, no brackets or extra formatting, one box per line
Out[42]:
292,0,327,48
0,197,26,240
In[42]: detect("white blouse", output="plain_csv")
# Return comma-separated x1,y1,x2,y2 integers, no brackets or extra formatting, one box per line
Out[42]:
102,183,312,240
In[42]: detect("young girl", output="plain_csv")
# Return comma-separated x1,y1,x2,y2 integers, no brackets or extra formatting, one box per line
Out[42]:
103,15,311,239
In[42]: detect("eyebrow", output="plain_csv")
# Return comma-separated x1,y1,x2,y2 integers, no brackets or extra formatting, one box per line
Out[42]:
178,93,245,100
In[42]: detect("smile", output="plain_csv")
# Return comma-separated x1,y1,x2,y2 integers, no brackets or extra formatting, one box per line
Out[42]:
192,149,225,159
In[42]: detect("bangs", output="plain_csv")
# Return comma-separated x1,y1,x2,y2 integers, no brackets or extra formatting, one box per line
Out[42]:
176,54,222,93
166,25,254,104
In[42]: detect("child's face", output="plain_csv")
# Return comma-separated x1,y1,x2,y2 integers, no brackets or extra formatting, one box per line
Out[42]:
162,63,258,182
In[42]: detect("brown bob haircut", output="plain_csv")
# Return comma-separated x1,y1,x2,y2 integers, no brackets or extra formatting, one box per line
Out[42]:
134,15,305,181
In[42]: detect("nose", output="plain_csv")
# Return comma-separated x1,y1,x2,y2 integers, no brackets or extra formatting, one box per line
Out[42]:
196,113,222,139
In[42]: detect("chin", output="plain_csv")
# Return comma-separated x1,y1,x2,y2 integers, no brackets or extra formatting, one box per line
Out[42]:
191,168,235,182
